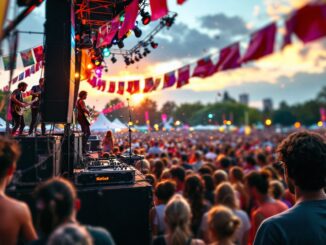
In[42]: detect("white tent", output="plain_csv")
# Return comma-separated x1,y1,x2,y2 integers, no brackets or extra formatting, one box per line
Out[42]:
0,117,7,131
112,118,127,130
90,113,114,132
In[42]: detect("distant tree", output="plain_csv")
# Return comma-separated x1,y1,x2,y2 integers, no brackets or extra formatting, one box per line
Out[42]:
103,98,129,122
174,102,204,124
316,86,326,104
160,101,177,117
222,91,236,103
133,98,160,125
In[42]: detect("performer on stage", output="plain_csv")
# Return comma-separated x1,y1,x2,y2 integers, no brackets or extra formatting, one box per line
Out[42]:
29,78,45,135
10,82,28,135
76,90,90,153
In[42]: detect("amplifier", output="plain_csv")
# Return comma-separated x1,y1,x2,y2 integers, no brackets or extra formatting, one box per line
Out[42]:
75,165,135,186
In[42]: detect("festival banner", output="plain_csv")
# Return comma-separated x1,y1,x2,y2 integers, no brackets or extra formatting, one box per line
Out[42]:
241,22,277,63
20,49,35,67
177,0,187,5
127,81,134,94
25,68,31,78
12,76,18,84
214,43,241,72
192,57,214,78
97,16,120,48
35,62,40,72
108,81,116,93
163,71,176,89
153,78,161,90
97,79,106,91
18,72,24,81
150,0,169,21
283,3,326,47
177,65,190,88
320,107,326,122
30,65,35,74
117,81,125,95
33,46,43,63
2,55,16,70
143,77,154,93
127,80,140,94
97,24,109,48
118,0,138,39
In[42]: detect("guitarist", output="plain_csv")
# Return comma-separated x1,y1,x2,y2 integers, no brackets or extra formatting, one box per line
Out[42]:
10,82,28,135
76,90,90,154
29,78,45,135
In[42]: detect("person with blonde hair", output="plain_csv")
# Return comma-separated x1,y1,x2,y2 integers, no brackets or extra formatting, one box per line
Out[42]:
102,130,115,153
152,194,205,245
200,183,250,245
208,205,241,245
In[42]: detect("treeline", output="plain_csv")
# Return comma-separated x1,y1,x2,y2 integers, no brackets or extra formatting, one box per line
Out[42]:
104,86,326,126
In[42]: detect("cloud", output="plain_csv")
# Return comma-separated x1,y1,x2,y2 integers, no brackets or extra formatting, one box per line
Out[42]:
199,13,249,36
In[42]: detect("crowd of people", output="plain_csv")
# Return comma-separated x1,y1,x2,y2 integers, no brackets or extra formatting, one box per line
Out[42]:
0,129,325,245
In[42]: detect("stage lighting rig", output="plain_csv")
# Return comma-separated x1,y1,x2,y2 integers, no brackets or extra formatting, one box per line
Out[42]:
141,10,151,25
118,39,125,49
150,40,158,49
133,26,142,38
111,55,117,64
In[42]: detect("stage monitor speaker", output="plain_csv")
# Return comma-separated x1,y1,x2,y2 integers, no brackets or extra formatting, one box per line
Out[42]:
14,136,62,186
77,182,153,245
43,0,75,123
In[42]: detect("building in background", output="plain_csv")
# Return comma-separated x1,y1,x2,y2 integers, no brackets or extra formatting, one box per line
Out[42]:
263,98,273,113
239,93,249,106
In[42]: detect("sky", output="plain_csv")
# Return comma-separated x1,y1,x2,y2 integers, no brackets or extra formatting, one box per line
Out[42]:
1,0,325,111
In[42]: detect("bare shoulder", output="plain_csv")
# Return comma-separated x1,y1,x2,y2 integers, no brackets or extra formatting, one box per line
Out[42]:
191,239,206,245
6,196,31,218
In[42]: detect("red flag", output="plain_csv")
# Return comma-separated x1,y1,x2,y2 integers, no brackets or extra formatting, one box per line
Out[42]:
153,78,161,90
97,24,109,48
133,80,140,94
35,62,40,72
12,76,18,84
150,0,169,21
97,80,106,91
192,57,214,78
127,81,134,94
163,71,176,89
118,0,138,39
283,3,326,48
33,46,43,62
177,0,187,5
241,23,277,63
88,76,97,88
108,81,116,93
25,68,31,78
97,16,120,48
117,81,125,95
214,43,241,73
143,77,154,93
177,65,190,88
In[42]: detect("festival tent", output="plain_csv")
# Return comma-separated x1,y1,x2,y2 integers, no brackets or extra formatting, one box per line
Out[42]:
112,118,127,130
90,113,114,132
0,117,7,131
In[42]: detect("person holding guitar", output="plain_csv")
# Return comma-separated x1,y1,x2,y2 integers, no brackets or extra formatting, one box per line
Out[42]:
77,90,90,154
10,82,28,135
29,78,45,135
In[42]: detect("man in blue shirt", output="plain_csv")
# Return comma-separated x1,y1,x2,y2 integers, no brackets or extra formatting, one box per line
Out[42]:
254,131,326,245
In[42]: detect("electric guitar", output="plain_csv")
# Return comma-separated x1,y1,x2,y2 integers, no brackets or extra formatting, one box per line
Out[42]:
14,98,39,116
84,106,96,124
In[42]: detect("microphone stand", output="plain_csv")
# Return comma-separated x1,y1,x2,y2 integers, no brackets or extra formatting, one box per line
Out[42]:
127,98,132,163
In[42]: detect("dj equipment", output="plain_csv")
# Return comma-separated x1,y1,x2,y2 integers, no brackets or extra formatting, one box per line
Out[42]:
119,154,144,165
75,158,136,186
14,136,61,185
43,0,75,123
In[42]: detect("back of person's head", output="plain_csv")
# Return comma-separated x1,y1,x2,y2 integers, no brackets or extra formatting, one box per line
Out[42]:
18,82,27,89
220,157,231,169
270,180,285,200
47,224,92,245
202,174,215,192
246,155,257,166
164,194,192,245
145,174,156,186
170,166,186,183
184,174,204,201
155,180,176,203
161,168,172,179
229,166,244,183
213,169,228,187
257,153,267,165
153,160,164,180
34,177,77,235
198,165,213,176
208,205,240,242
181,153,188,163
214,182,238,209
245,170,270,195
277,131,326,191
0,137,20,181
135,159,150,174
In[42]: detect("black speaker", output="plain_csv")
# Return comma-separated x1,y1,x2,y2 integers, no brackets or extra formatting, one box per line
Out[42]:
14,136,62,185
77,182,153,245
43,0,75,123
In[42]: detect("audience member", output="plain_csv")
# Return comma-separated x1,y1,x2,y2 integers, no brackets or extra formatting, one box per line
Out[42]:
169,166,186,194
213,169,228,187
0,137,37,245
47,224,92,245
254,131,326,245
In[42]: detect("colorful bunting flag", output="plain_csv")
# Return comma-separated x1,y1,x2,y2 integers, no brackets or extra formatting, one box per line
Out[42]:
127,80,140,94
153,78,161,91
108,81,116,93
33,46,43,63
35,62,40,72
2,55,16,70
177,65,190,88
241,22,277,63
133,80,140,94
177,0,187,5
12,76,18,84
163,71,176,89
118,0,138,39
20,49,35,67
25,68,31,78
30,65,35,74
97,16,120,48
18,72,24,81
214,43,241,72
192,57,214,78
150,0,169,21
283,3,326,47
117,81,125,95
143,77,154,93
